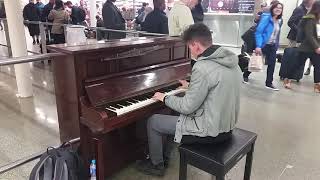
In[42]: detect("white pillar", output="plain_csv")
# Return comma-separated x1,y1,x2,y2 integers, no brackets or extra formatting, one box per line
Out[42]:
4,0,33,98
89,0,97,27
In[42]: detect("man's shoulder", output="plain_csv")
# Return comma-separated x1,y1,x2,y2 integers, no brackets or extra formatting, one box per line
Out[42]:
295,4,307,12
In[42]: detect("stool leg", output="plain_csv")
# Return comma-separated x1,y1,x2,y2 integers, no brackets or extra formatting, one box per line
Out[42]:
179,152,187,180
244,143,255,180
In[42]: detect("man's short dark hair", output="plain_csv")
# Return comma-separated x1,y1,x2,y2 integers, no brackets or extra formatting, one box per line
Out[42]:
182,23,212,46
142,2,148,6
65,1,72,6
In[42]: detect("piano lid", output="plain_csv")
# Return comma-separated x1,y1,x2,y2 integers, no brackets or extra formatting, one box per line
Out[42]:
85,61,191,107
47,37,182,55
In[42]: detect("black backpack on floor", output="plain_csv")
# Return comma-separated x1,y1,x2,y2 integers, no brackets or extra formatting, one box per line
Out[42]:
29,142,86,180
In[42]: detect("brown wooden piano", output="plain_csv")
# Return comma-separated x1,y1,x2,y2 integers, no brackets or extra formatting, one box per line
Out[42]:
48,37,191,179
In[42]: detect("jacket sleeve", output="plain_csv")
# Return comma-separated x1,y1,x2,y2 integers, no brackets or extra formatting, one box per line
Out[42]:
255,14,269,48
23,6,28,20
304,19,320,50
288,7,303,32
160,16,169,34
164,65,212,115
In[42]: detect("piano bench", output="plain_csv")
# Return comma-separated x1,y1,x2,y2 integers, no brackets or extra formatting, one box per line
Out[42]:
178,128,257,180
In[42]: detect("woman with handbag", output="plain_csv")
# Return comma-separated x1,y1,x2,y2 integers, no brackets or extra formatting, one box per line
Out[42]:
243,2,283,91
48,0,70,44
284,1,320,93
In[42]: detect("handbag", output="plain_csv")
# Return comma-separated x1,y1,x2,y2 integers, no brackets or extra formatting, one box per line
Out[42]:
248,53,264,72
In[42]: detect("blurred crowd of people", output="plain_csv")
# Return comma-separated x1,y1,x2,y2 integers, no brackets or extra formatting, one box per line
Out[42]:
22,0,90,44
2,0,205,43
240,0,320,93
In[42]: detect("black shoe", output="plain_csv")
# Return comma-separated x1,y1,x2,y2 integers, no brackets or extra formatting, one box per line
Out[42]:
32,40,36,45
265,84,279,91
304,68,310,75
243,77,249,84
135,160,165,176
36,39,40,44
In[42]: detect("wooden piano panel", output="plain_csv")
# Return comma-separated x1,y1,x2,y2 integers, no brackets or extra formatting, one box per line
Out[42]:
173,45,188,60
86,60,118,78
118,48,171,71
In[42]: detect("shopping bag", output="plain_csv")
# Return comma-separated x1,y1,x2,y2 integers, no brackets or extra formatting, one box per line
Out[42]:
248,53,264,72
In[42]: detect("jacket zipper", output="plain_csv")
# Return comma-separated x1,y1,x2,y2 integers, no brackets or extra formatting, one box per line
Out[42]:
192,117,200,130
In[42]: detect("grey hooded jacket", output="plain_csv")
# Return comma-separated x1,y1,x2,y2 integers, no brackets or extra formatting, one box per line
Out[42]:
165,46,242,143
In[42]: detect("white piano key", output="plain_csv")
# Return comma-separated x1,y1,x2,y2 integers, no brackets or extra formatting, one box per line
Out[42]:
105,88,186,116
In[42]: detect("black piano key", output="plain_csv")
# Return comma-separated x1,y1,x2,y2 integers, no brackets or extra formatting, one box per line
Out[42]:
163,88,172,93
117,101,131,107
128,98,140,103
136,95,148,101
106,106,116,110
109,103,123,109
145,92,155,98
169,84,180,89
125,101,134,104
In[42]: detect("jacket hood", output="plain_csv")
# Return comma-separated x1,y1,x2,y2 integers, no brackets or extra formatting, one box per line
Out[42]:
198,47,238,68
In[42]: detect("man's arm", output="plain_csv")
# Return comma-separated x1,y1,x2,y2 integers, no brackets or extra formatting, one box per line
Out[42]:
23,6,28,20
164,65,215,115
304,19,320,50
255,14,269,48
160,16,169,34
288,7,303,32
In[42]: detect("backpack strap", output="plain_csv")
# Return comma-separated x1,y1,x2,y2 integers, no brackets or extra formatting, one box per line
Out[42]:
29,155,54,180
53,157,69,180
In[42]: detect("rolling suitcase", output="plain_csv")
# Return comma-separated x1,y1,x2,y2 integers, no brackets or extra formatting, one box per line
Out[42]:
279,47,304,82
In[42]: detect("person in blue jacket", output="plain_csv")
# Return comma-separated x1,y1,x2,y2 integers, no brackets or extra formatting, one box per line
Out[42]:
243,2,283,91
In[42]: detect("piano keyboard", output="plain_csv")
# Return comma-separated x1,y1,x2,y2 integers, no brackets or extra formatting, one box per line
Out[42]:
105,85,186,116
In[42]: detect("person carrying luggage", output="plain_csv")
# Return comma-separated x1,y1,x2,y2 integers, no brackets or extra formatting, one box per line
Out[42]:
287,0,314,75
284,1,320,93
243,2,283,91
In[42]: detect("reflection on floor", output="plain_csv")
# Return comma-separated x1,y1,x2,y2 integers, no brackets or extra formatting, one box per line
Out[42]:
0,38,320,179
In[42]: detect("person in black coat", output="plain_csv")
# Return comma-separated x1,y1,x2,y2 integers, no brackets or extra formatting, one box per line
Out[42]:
142,0,168,34
65,1,86,25
23,0,41,44
287,0,314,47
41,0,54,22
287,0,314,75
191,0,204,23
102,0,126,39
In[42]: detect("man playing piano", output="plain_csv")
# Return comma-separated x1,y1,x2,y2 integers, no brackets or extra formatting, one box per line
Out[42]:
136,23,242,176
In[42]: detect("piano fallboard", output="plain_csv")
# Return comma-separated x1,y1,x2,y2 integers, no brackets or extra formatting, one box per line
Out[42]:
85,61,191,107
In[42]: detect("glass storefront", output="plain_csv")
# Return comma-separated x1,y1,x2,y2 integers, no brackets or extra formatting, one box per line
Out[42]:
202,0,255,14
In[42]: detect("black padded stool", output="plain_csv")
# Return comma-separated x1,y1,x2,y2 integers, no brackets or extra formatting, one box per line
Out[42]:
178,128,257,180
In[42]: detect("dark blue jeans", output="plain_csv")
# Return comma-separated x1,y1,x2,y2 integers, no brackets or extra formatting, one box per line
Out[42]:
243,44,277,86
263,44,277,86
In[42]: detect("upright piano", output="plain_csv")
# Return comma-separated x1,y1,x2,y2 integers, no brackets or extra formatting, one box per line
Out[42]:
48,37,191,179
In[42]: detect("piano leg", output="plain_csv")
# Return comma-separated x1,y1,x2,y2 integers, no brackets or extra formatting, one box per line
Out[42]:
93,137,105,180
